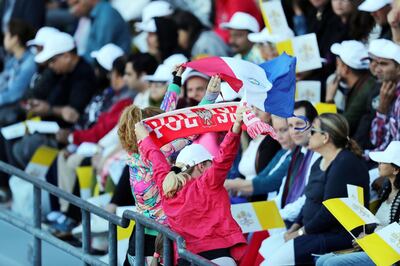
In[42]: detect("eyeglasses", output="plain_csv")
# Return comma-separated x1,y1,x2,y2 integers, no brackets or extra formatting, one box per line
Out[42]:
310,128,326,135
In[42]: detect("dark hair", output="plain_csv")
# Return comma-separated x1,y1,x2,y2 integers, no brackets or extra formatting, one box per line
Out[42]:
126,53,158,75
318,113,363,157
154,17,179,61
7,19,35,47
294,100,318,123
93,59,109,91
112,55,127,77
348,11,375,41
173,9,205,52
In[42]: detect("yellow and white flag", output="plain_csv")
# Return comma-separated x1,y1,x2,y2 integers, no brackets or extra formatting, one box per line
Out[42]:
357,222,400,266
296,81,321,104
117,206,136,265
259,0,290,35
276,33,322,73
76,166,94,200
323,198,379,232
347,184,364,205
315,103,337,115
9,146,58,218
231,201,285,233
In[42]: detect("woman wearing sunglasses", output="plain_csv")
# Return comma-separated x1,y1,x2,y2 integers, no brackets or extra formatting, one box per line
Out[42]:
259,113,370,265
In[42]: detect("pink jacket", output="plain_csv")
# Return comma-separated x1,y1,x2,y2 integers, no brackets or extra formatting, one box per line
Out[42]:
139,131,247,261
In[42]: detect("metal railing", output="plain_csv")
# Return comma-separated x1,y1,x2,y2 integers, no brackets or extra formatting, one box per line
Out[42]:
0,161,215,266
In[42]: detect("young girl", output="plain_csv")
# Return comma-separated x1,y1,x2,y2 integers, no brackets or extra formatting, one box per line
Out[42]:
135,106,249,265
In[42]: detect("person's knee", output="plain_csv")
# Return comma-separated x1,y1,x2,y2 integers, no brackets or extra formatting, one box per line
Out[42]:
315,253,336,266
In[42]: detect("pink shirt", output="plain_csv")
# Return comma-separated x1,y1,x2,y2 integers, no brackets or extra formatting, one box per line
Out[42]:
139,131,247,261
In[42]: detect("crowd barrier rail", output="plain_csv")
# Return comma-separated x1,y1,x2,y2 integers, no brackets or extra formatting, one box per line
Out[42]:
0,161,215,266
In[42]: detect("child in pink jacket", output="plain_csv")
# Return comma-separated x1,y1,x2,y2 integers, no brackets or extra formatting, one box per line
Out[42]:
135,106,248,265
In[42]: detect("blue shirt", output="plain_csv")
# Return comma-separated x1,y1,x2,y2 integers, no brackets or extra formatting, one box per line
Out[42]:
0,50,36,106
252,149,293,196
84,1,131,62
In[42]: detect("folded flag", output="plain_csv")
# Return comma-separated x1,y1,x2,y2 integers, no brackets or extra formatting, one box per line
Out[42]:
323,198,379,232
184,53,296,118
356,222,400,266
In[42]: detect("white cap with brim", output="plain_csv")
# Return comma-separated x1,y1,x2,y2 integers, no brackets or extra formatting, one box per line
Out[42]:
142,1,173,23
27,26,59,46
220,12,259,33
216,82,242,103
90,43,124,71
136,19,157,33
163,53,188,68
248,27,294,44
182,70,209,85
358,0,392,12
330,40,369,69
368,39,400,64
176,143,213,168
369,141,400,167
143,64,172,82
34,32,75,64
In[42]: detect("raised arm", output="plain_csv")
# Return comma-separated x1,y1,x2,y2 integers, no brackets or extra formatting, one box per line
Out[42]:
135,122,171,190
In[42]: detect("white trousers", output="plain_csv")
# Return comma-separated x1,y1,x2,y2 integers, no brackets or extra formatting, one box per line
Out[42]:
259,232,295,266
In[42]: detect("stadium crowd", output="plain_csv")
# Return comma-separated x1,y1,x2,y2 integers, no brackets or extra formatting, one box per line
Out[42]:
1,0,400,265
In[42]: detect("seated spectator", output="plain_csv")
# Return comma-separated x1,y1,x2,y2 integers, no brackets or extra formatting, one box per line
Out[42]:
326,40,376,136
247,27,294,61
259,113,370,265
331,0,374,42
317,141,400,266
10,31,96,168
68,0,131,62
368,39,400,152
143,64,173,108
0,19,36,108
177,70,210,108
135,106,249,265
173,9,231,58
123,53,158,109
138,17,186,64
213,0,264,43
358,0,393,39
276,101,320,225
224,115,295,198
233,109,281,187
220,12,263,64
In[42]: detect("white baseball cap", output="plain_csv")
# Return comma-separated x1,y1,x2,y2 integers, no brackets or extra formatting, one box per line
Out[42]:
369,141,400,167
176,144,213,167
163,53,188,68
143,64,172,82
90,43,124,71
136,18,157,33
34,32,76,63
27,26,59,46
358,0,392,12
368,39,400,64
330,40,369,69
248,27,294,43
182,70,209,85
135,1,173,31
220,12,259,33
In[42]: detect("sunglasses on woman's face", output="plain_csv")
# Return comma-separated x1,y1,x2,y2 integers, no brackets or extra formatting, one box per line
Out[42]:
310,128,326,136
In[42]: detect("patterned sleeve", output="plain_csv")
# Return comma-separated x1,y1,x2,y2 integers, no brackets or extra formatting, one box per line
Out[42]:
370,111,389,148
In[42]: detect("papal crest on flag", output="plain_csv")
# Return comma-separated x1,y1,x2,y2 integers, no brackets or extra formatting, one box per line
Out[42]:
184,53,297,118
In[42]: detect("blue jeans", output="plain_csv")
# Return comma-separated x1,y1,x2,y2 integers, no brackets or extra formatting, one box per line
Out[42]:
316,252,374,266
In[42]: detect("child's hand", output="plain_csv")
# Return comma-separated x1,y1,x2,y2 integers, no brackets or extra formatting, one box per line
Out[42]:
173,64,186,77
135,122,149,142
206,75,221,93
232,105,250,133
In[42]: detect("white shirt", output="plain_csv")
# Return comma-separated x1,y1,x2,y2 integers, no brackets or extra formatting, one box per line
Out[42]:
275,147,321,221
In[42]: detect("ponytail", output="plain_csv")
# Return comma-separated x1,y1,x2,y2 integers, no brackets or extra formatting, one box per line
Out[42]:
346,138,363,158
162,163,195,198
